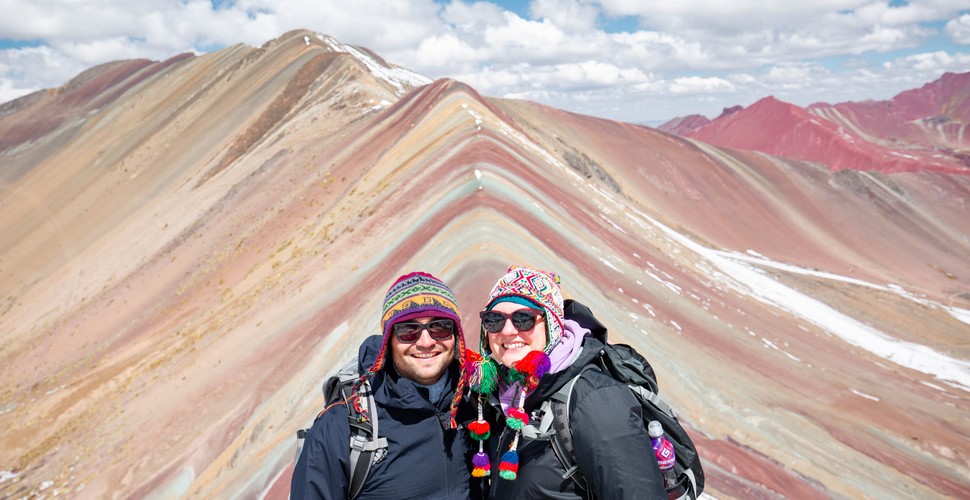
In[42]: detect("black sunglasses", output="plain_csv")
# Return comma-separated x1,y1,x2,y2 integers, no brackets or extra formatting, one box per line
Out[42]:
392,319,456,343
479,308,543,333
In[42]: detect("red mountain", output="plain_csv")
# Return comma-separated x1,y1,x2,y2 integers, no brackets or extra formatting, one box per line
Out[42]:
660,72,970,174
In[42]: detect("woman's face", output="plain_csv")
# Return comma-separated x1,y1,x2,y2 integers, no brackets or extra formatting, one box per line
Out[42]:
485,301,547,368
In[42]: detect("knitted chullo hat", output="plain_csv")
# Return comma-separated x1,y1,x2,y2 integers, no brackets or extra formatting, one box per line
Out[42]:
360,271,466,428
479,265,565,356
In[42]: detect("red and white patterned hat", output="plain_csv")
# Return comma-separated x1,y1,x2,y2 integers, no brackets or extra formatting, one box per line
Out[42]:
481,265,565,356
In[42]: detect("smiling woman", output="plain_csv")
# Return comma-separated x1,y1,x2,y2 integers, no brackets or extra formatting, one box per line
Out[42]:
467,265,669,499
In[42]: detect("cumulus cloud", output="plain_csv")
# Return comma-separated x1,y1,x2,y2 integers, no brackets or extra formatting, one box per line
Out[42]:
413,34,484,70
597,0,963,62
763,62,831,85
529,0,601,33
668,76,735,95
1,0,969,123
0,45,92,99
945,13,970,44
883,50,970,73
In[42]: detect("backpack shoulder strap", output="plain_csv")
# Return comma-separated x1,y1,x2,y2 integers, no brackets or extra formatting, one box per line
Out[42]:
346,379,388,500
548,364,598,498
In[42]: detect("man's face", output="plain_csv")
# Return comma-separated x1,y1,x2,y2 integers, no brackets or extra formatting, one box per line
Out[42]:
389,316,456,385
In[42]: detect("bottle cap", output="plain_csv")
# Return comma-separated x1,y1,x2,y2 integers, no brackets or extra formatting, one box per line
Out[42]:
648,420,663,438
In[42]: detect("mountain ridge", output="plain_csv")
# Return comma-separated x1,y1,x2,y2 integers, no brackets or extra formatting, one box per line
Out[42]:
660,72,970,174
1,30,968,498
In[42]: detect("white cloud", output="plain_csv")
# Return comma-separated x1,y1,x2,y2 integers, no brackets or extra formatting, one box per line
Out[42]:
455,65,526,94
945,13,970,44
0,45,91,99
883,50,970,73
0,0,969,123
611,31,710,70
596,0,965,63
413,34,485,70
529,0,601,33
0,79,26,106
483,14,570,63
763,62,831,84
668,76,735,95
442,0,507,27
546,60,648,87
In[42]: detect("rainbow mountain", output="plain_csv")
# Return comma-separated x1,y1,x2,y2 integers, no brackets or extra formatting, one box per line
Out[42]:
1,30,968,498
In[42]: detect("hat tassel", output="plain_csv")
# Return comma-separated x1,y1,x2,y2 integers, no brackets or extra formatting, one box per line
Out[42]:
499,389,529,480
499,435,520,480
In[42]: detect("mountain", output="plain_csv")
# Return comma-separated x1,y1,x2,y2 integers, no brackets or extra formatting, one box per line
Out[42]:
659,72,970,174
1,30,969,498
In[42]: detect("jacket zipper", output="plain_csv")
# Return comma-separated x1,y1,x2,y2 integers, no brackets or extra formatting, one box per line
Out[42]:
438,409,451,497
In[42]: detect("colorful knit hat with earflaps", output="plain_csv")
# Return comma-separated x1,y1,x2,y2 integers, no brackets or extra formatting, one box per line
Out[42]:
469,265,562,480
479,265,565,358
354,271,467,428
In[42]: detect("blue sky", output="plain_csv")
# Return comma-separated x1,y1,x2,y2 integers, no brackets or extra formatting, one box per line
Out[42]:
1,1,969,124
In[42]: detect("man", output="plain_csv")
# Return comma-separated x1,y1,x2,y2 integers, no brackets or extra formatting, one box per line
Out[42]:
291,271,478,499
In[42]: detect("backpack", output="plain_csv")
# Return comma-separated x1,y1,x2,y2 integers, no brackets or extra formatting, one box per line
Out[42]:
520,299,705,499
295,357,388,499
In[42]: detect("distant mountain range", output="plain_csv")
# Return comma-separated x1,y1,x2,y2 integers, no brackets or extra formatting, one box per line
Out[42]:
660,71,970,174
1,30,968,499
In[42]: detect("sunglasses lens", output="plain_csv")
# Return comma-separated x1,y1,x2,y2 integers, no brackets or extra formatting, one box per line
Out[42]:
510,310,537,331
481,311,507,333
393,323,422,342
393,319,455,342
480,309,540,333
426,319,455,340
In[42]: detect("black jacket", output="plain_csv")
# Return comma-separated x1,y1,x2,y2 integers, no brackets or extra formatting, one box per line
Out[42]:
291,335,480,499
485,337,667,499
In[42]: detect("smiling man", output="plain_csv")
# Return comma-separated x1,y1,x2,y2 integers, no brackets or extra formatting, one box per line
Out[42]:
291,272,481,499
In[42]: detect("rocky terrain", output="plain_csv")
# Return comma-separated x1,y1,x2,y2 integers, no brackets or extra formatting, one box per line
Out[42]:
1,30,968,498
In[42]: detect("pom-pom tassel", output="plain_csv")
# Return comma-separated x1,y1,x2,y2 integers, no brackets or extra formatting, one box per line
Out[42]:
467,353,499,394
468,419,491,440
508,351,551,390
499,450,519,480
505,407,529,430
468,396,492,478
472,449,491,477
499,434,521,480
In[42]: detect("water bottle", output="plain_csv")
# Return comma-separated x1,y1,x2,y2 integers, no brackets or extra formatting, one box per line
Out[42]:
649,420,685,498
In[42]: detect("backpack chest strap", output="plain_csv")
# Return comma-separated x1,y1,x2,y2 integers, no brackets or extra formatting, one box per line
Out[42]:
519,399,557,440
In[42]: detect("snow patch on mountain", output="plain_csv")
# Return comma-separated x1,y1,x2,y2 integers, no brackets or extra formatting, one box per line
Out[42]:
666,224,970,391
318,34,431,95
590,189,970,391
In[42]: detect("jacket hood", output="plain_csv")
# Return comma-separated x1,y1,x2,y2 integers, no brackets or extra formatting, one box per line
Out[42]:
357,334,461,415
358,334,384,372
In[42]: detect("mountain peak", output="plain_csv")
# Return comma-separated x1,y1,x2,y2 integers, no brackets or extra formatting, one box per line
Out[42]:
665,71,970,174
313,32,431,96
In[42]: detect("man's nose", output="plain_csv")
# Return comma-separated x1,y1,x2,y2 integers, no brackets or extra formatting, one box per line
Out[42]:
415,328,437,347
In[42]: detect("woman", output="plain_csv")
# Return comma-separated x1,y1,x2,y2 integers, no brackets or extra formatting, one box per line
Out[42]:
467,265,667,499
